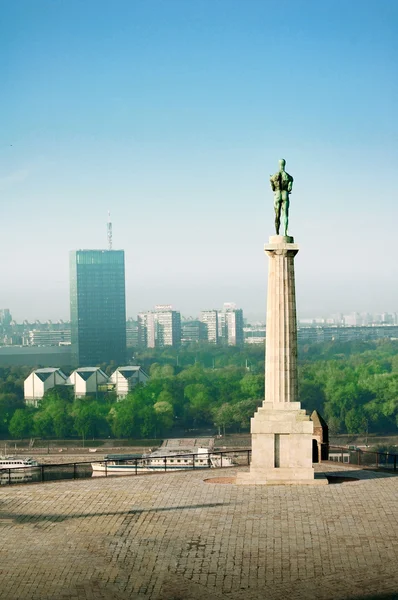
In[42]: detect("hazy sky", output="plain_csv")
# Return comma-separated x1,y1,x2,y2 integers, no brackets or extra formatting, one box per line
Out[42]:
1,0,397,322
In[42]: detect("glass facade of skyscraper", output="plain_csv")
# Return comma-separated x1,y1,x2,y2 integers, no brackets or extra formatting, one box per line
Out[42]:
70,250,126,366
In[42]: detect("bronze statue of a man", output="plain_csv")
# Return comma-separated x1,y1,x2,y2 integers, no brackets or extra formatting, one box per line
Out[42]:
270,159,294,236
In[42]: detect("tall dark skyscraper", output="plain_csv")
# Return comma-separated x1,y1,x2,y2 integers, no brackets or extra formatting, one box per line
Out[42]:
70,250,126,366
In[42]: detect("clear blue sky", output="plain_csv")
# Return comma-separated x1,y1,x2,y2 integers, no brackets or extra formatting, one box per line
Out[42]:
1,0,397,321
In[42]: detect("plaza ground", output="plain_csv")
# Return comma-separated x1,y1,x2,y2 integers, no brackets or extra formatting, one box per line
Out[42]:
1,464,398,600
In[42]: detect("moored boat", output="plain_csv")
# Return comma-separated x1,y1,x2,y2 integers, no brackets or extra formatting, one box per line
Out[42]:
0,456,39,469
91,447,234,474
0,457,39,485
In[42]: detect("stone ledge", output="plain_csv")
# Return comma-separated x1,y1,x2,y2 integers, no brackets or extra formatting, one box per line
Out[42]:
258,401,303,411
251,424,313,434
236,471,328,486
264,235,299,251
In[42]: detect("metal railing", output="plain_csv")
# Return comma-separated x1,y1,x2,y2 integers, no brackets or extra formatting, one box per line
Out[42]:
328,445,398,472
3,444,395,488
0,448,252,487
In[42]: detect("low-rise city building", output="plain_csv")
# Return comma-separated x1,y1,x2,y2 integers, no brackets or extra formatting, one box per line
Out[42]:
110,366,149,399
24,368,68,407
181,320,207,344
297,325,398,344
0,345,72,367
243,326,266,344
67,367,109,398
24,329,71,346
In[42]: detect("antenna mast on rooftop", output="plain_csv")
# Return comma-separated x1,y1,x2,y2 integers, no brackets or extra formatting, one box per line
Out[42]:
107,211,113,250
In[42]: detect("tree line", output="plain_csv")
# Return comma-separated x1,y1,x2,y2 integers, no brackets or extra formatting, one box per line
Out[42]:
1,339,398,439
0,357,264,440
299,339,398,435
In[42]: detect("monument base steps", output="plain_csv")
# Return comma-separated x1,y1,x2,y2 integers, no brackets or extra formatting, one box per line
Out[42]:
236,402,329,486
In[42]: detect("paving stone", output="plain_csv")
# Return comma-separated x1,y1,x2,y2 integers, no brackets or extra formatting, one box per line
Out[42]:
0,464,398,599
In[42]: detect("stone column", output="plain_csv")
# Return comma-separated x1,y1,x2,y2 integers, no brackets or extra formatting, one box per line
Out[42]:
264,235,299,405
236,235,327,485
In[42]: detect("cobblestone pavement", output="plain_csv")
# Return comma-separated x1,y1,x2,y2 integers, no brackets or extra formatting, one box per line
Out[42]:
1,465,398,600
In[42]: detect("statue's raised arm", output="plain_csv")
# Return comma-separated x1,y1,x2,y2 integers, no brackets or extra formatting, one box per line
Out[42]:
270,159,293,236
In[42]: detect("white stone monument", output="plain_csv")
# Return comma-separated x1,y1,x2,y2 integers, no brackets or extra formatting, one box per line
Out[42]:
237,234,327,485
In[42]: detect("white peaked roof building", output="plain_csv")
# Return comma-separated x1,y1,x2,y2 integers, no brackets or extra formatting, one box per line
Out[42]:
66,367,109,397
24,368,68,406
24,366,149,403
110,366,149,399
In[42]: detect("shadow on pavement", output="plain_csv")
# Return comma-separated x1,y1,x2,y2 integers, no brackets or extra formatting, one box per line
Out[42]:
0,501,231,525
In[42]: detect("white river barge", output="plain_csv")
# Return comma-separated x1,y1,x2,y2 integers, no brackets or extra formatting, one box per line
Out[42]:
0,456,39,469
0,456,40,485
91,447,234,474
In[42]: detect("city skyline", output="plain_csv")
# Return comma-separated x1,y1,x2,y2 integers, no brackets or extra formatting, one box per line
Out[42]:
5,259,398,322
2,1,397,320
3,306,398,328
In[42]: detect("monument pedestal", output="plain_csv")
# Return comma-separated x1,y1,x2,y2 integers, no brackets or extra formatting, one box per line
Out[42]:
236,235,328,486
236,402,327,485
